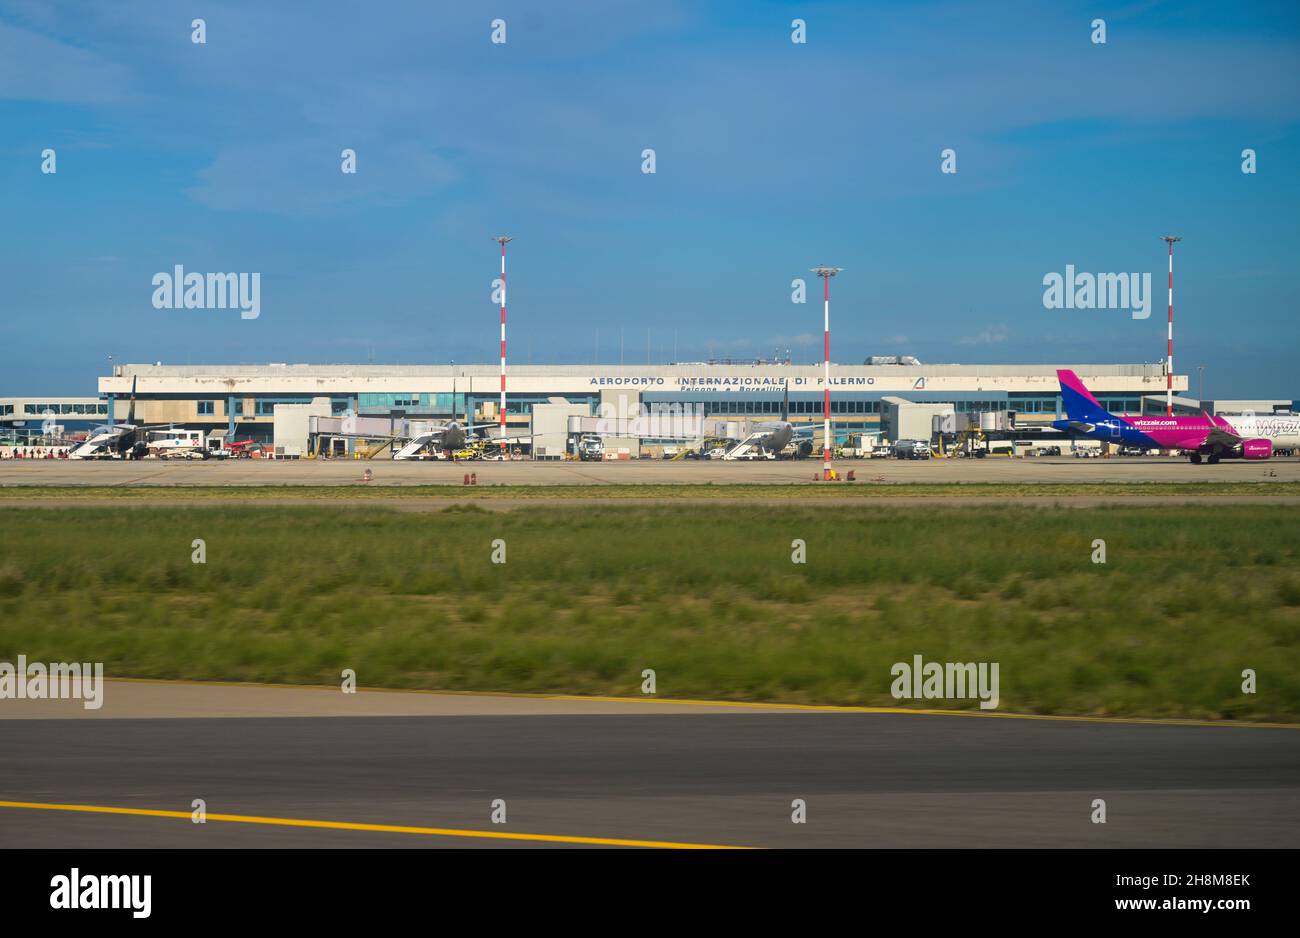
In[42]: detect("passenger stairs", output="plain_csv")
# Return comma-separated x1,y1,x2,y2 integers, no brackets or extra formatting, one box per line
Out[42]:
393,431,440,460
722,431,769,460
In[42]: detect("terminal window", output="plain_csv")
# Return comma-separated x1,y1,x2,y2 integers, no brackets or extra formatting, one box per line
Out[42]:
255,399,311,415
361,393,422,411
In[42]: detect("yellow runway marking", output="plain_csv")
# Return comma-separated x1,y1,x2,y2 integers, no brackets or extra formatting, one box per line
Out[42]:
0,800,752,849
540,694,1300,729
103,678,1300,730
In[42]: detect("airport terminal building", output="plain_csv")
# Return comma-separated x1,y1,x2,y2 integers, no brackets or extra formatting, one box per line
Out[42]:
57,360,1199,454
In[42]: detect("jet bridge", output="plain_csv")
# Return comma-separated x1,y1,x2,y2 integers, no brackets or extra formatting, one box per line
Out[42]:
566,412,711,441
309,414,410,459
566,412,786,460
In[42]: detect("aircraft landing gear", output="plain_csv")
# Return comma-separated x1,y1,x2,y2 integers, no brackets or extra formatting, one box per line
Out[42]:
1189,453,1202,464
1207,455,1220,464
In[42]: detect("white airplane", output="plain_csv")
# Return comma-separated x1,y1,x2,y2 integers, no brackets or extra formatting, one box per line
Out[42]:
721,386,814,460
69,377,172,460
392,419,507,459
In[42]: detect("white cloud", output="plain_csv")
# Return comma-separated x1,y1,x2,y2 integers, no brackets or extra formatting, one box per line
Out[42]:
184,141,458,214
0,21,132,104
768,333,818,347
959,324,1009,345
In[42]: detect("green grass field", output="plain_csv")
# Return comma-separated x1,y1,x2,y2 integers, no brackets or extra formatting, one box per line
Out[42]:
2,504,1298,720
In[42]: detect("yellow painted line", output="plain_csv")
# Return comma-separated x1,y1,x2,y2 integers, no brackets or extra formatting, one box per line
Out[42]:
0,800,751,849
542,695,1300,729
100,678,1300,730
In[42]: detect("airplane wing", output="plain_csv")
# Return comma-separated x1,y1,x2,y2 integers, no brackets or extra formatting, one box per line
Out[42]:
1202,425,1244,455
459,423,508,433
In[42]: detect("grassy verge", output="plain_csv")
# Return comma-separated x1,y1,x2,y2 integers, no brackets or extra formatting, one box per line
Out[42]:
2,504,1298,720
2,482,1300,500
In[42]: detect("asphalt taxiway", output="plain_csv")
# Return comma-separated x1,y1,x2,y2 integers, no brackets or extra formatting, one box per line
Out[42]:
1,456,1297,487
2,684,1295,849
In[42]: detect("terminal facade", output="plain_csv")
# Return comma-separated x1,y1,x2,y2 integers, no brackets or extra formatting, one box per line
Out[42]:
10,360,1300,452
64,360,1199,450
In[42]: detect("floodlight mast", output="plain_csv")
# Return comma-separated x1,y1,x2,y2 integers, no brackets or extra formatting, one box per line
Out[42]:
493,236,513,455
1160,236,1182,417
811,266,842,480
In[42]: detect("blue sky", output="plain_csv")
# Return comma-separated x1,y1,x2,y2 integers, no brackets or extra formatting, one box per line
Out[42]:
1,0,1297,397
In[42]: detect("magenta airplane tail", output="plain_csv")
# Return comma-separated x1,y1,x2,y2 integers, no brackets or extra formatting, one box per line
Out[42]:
1056,369,1114,425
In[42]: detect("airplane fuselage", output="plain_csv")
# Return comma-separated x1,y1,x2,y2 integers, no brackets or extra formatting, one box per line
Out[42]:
758,422,794,454
1052,413,1300,454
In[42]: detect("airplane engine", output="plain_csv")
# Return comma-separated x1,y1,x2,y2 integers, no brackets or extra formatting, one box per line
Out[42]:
797,440,813,458
1242,438,1273,460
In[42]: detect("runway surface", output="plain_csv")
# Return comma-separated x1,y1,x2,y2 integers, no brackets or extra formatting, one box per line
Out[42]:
4,495,1300,511
2,456,1298,487
3,685,1296,848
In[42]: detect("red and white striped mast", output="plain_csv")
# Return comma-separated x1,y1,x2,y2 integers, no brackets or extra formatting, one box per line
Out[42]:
493,236,513,456
1161,235,1181,416
811,266,842,480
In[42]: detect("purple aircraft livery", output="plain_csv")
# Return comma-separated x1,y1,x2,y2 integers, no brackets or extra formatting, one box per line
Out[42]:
1053,370,1300,464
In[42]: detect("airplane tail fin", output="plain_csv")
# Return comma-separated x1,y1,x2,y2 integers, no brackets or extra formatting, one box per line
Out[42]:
1056,369,1115,425
781,382,789,422
126,375,138,425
